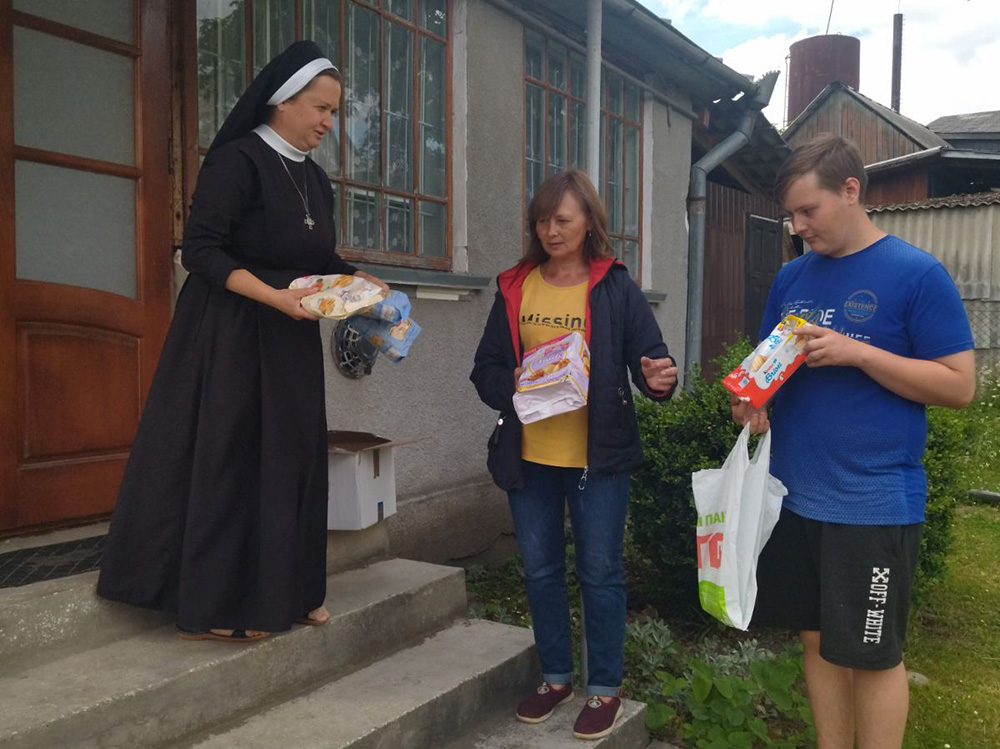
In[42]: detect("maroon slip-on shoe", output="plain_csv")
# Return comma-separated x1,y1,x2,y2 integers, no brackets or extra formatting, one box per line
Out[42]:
516,682,574,724
572,696,624,740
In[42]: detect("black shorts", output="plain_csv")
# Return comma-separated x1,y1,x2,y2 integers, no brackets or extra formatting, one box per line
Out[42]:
752,506,923,670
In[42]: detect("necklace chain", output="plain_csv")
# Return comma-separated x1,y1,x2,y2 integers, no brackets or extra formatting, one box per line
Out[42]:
278,155,315,230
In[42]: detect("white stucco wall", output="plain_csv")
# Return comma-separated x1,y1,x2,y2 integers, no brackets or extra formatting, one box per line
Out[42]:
319,0,526,506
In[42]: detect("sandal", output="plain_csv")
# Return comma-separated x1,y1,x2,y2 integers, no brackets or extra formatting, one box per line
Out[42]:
295,613,330,627
175,626,269,642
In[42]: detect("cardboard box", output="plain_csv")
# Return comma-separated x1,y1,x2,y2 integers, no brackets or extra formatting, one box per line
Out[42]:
326,431,422,531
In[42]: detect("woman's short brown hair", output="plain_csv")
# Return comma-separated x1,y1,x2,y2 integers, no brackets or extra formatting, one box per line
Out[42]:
525,169,613,264
774,134,868,204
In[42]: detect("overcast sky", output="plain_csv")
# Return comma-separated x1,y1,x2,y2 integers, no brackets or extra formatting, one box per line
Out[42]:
641,0,1000,129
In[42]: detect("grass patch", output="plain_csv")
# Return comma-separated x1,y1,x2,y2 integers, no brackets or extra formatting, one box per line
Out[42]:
904,504,1000,749
961,373,1000,492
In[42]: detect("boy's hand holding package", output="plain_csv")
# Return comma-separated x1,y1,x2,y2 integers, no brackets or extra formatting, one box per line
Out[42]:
797,324,865,367
731,394,770,434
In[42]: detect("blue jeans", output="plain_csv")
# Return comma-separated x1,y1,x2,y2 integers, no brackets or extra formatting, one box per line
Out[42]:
507,460,630,697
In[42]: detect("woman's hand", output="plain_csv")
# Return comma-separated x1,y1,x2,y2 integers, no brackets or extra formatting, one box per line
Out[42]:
731,394,770,434
225,270,321,320
513,366,524,390
269,284,323,320
354,270,390,292
641,356,678,393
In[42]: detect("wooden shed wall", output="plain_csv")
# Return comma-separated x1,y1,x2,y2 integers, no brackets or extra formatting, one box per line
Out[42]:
702,182,784,376
786,88,925,165
867,168,930,207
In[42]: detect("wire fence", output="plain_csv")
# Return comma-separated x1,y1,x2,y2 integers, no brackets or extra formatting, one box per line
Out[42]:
966,301,1000,374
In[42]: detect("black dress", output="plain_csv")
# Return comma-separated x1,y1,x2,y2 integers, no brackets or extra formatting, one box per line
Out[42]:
97,133,355,632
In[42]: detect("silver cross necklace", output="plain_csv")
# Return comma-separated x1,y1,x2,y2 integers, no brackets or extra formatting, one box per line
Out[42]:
278,155,315,230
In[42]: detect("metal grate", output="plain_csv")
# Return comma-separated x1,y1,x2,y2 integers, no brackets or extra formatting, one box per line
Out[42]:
966,300,1000,375
0,535,104,589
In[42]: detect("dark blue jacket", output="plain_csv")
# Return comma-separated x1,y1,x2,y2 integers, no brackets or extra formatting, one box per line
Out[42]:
470,257,675,489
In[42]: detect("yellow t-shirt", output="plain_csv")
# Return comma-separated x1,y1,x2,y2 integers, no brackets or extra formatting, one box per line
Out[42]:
519,266,589,468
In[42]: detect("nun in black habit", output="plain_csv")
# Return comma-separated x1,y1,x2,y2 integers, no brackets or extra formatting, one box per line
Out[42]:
97,41,385,641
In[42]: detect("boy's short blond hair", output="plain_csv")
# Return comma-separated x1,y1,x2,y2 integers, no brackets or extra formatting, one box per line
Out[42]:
775,134,868,204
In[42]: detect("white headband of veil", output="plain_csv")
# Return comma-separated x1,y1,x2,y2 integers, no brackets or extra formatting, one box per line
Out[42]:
267,58,339,105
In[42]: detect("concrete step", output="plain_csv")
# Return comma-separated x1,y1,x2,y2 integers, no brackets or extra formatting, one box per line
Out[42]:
0,527,389,671
0,570,169,674
0,558,465,749
175,619,539,749
442,696,649,749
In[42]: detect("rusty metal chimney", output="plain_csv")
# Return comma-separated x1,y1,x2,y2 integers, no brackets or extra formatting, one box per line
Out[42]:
891,13,903,113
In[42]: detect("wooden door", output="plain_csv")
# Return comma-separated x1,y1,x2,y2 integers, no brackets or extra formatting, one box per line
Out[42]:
0,0,172,532
743,214,783,340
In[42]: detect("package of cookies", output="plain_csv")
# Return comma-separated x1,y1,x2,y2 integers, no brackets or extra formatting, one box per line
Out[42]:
290,274,387,319
349,315,422,362
723,314,809,408
357,289,412,324
513,331,591,424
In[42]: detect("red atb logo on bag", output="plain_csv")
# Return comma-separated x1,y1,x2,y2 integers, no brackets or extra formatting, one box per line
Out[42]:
696,512,725,569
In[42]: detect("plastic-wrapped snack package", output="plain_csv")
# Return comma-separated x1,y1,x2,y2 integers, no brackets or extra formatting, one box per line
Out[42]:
358,290,412,324
349,315,422,362
290,274,387,319
513,331,591,425
723,314,809,408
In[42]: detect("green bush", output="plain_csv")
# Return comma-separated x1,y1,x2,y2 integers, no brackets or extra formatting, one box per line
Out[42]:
622,618,681,703
916,406,970,602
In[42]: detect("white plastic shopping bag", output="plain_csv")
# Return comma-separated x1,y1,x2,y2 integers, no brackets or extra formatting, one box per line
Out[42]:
691,425,787,630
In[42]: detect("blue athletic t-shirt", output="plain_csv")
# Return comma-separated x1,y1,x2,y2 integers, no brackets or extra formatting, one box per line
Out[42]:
760,235,973,525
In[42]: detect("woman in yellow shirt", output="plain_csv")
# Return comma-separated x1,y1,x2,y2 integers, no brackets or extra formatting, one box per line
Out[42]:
471,170,678,740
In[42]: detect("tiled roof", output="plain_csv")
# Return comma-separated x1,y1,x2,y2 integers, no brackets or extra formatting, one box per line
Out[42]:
869,190,1000,212
928,110,1000,134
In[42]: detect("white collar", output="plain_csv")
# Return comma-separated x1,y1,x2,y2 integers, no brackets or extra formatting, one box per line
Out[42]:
253,124,308,162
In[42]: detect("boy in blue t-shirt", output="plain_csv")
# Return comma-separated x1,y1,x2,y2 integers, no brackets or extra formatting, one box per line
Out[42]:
732,135,975,749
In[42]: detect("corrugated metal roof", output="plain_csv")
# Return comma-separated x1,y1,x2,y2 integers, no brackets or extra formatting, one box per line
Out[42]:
783,81,948,151
928,110,1000,135
869,190,1000,212
869,196,1000,301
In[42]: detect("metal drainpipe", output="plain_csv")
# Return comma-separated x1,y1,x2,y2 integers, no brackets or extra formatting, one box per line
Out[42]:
683,72,779,389
585,0,603,187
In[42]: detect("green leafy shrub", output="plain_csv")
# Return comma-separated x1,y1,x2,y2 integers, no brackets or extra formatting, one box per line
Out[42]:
646,644,814,749
622,618,681,703
916,405,971,603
